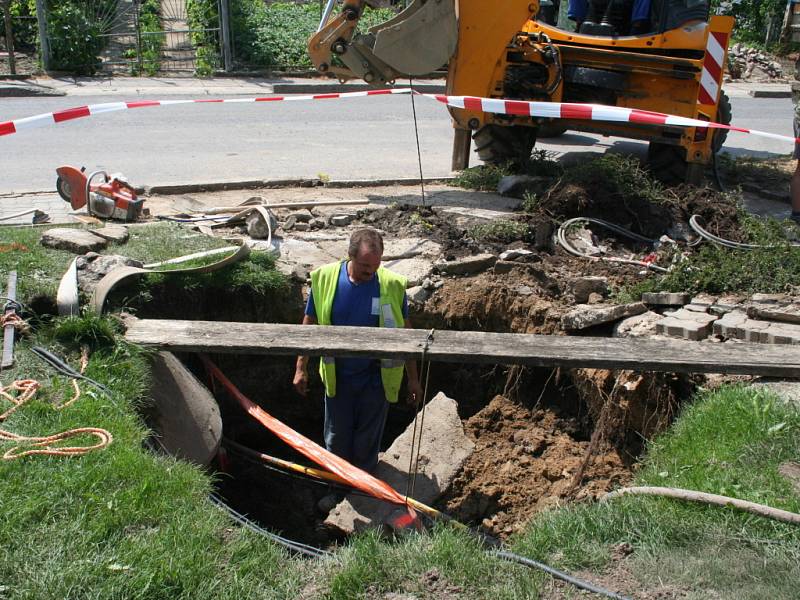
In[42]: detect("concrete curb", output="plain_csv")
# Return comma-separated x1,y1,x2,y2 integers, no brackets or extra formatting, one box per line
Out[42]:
749,89,792,98
271,82,445,94
144,176,456,196
0,82,65,97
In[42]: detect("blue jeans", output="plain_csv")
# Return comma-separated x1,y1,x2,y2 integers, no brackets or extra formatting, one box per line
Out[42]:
324,378,388,473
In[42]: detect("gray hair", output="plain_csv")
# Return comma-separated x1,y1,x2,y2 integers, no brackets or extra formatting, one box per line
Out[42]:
348,228,384,258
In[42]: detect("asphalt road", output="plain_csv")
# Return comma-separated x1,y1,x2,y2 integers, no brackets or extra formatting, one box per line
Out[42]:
0,92,794,194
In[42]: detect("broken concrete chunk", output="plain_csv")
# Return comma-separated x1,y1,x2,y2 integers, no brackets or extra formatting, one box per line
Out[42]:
690,293,718,308
561,302,647,331
750,293,787,304
282,215,297,231
407,285,429,304
569,276,608,304
655,309,718,341
41,228,108,254
76,254,144,296
309,218,326,230
288,210,312,223
293,222,310,232
641,292,690,306
499,248,534,261
329,214,355,227
613,311,662,338
435,253,496,276
383,257,433,287
496,175,551,199
421,278,435,291
747,303,800,325
683,304,709,313
92,224,129,244
246,209,278,239
324,392,474,536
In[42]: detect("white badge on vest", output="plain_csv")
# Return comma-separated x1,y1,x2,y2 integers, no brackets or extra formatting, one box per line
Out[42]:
371,297,380,316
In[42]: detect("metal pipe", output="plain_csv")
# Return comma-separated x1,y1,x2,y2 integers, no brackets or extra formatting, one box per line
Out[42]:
318,0,339,32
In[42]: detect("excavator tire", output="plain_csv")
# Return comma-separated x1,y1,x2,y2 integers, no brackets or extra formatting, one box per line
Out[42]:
472,124,537,166
648,91,732,186
537,121,569,139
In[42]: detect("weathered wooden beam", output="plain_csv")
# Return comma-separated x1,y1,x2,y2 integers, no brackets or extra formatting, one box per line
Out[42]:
124,318,800,378
1,270,18,369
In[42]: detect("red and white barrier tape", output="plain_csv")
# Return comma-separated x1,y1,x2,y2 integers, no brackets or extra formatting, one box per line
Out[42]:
1,88,797,146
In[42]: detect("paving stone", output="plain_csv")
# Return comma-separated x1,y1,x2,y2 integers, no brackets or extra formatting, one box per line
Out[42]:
751,293,787,304
561,302,647,331
690,293,718,308
712,310,800,344
713,310,748,339
683,303,709,313
435,253,497,276
613,311,662,338
329,213,355,227
709,296,745,316
40,228,108,253
324,393,474,536
569,276,608,304
407,285,429,304
655,309,718,341
383,256,433,287
641,292,690,306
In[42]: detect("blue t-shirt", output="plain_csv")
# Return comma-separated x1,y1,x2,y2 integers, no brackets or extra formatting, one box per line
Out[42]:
306,262,409,390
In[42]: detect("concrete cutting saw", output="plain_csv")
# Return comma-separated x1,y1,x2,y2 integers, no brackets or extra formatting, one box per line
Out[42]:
56,165,144,221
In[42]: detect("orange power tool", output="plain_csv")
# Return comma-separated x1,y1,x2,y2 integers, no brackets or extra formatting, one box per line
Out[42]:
56,165,144,222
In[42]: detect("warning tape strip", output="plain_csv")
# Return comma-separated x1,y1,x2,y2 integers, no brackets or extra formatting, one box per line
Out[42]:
1,88,797,146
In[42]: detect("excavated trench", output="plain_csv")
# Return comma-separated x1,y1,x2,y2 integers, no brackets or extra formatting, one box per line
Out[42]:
122,265,697,547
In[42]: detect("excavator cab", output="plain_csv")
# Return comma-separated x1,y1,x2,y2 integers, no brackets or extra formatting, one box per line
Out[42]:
308,0,733,185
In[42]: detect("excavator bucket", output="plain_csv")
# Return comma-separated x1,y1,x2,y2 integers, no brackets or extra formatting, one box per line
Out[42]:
369,0,458,76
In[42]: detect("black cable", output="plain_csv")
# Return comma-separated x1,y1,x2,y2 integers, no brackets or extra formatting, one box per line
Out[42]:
494,551,632,600
30,346,111,396
209,493,331,559
0,297,26,314
409,80,427,207
712,151,725,193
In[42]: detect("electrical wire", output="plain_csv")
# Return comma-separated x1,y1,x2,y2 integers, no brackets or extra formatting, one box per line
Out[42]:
409,78,427,207
689,215,800,250
30,346,111,396
556,217,669,272
208,493,331,559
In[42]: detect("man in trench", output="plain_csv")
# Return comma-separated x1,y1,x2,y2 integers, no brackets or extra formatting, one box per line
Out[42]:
293,228,423,508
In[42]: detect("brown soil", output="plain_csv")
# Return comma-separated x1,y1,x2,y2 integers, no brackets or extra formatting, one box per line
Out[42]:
440,395,631,539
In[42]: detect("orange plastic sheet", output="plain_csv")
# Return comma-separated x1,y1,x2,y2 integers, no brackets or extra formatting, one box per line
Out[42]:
201,356,415,517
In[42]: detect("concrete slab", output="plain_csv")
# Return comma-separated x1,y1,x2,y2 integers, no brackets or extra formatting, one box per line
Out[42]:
40,228,108,253
324,392,474,536
613,311,662,338
435,253,496,276
561,302,647,331
384,256,434,287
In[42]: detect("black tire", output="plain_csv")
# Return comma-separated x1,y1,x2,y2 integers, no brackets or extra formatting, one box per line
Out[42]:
537,121,568,138
712,90,732,153
647,142,690,186
472,124,537,166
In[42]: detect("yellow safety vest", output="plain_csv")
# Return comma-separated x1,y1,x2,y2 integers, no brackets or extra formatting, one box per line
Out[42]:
310,260,407,403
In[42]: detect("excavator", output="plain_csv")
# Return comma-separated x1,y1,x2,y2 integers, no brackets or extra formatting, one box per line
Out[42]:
308,0,734,184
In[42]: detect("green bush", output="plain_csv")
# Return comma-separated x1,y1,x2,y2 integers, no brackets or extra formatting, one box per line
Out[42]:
136,0,163,76
186,0,221,75
46,0,117,74
9,0,38,50
712,0,787,48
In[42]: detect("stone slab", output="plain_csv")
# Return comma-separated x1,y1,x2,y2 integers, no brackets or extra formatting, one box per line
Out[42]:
91,224,129,243
569,276,608,304
40,228,108,254
435,253,496,276
324,392,474,536
713,310,800,344
561,302,647,331
383,237,442,260
613,311,662,338
383,257,434,287
641,292,690,306
747,303,800,325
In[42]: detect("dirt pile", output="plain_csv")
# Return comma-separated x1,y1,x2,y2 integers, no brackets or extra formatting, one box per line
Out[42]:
440,395,631,538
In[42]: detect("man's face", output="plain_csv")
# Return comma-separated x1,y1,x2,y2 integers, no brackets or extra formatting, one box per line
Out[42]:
349,243,382,283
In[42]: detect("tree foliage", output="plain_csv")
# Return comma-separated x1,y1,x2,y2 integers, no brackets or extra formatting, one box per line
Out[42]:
713,0,789,47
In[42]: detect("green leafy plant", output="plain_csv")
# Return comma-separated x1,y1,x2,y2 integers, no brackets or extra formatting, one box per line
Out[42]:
469,219,529,243
136,0,163,76
46,0,117,75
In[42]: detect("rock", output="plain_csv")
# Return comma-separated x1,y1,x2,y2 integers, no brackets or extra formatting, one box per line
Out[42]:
709,295,744,316
683,304,709,313
383,257,433,287
324,393,474,536
246,209,278,240
569,276,608,304
92,224,129,244
613,311,662,338
587,292,604,304
496,175,551,199
407,285,429,304
421,278,435,291
309,218,326,230
435,253,497,276
750,293,787,304
282,215,297,231
641,292,690,307
561,302,647,331
41,228,108,254
293,222,310,232
516,285,533,296
329,213,355,227
288,210,312,223
532,221,554,252
499,248,534,261
433,280,444,289
76,254,144,296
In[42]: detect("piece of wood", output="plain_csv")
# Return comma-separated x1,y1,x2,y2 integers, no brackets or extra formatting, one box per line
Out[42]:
2,270,18,369
124,319,800,377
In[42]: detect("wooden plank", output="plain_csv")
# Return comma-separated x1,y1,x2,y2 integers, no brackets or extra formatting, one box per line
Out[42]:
124,318,800,378
1,270,18,369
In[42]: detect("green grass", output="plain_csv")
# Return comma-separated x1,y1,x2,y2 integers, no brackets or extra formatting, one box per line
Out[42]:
514,385,800,599
469,220,529,244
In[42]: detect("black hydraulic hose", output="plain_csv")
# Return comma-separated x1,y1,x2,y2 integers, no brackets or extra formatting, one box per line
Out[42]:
712,151,725,193
209,493,331,559
30,346,111,396
494,551,632,600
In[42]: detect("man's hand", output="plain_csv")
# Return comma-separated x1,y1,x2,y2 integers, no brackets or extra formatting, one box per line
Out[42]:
293,369,309,397
407,377,424,407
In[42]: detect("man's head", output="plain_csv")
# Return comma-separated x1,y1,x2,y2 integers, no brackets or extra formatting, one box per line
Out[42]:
348,228,384,283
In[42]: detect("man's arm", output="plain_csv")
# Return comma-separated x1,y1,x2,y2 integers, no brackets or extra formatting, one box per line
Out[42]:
293,314,318,396
404,317,424,405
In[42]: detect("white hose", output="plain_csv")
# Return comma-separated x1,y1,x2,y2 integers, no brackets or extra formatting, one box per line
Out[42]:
689,215,800,250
